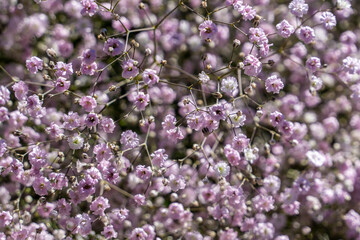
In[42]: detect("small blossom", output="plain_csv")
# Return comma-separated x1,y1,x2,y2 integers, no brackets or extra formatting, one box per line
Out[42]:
33,176,51,196
198,71,210,84
134,194,146,206
232,134,249,152
122,59,139,79
306,150,326,167
0,86,10,105
238,4,256,20
103,38,125,56
169,174,186,192
224,145,242,166
214,161,230,177
342,56,359,74
209,104,227,121
289,0,308,18
135,165,152,181
120,130,139,149
298,26,315,44
101,225,118,239
265,75,284,94
80,0,98,16
80,62,97,76
100,117,116,133
142,69,159,85
151,149,168,167
249,27,268,45
306,57,321,72
133,92,150,111
54,62,73,78
310,75,323,91
90,196,110,216
221,76,238,97
55,77,71,92
319,11,336,30
276,20,295,38
270,111,284,127
85,112,99,127
0,211,12,227
26,56,43,74
93,143,112,161
79,49,96,64
229,111,246,127
68,134,84,150
12,81,28,100
244,55,262,76
252,194,275,212
79,96,97,112
198,20,218,41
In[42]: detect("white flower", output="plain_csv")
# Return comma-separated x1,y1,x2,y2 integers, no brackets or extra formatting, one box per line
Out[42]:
68,134,84,150
306,150,326,167
336,0,351,10
214,161,230,177
198,71,210,84
244,147,258,163
229,111,246,127
310,76,323,91
221,76,238,97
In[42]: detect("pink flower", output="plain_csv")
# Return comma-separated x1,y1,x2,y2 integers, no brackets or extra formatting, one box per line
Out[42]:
129,228,148,240
224,145,241,166
93,143,113,161
0,86,10,105
79,48,96,64
103,38,125,56
26,56,43,74
142,69,159,85
150,149,168,167
135,165,152,181
0,211,12,227
265,75,284,94
122,59,139,79
80,0,98,16
244,54,262,76
306,57,321,72
101,225,118,239
85,112,99,127
54,61,73,78
276,20,295,38
289,0,308,18
12,81,28,100
100,117,116,133
80,62,97,76
55,77,70,92
298,26,315,44
169,174,186,192
90,196,110,216
270,111,285,127
134,194,146,206
120,130,139,149
238,4,256,20
249,28,268,45
319,12,336,30
79,96,97,112
134,92,150,111
33,176,51,196
198,20,218,41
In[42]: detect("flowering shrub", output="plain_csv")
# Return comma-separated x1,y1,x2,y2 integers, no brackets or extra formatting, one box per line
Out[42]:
0,0,359,239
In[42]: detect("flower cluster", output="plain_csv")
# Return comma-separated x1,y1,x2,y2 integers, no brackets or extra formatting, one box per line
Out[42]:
0,0,359,239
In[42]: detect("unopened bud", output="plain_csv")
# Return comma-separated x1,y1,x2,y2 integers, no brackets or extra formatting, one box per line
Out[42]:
46,48,57,58
145,48,152,56
233,39,241,48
